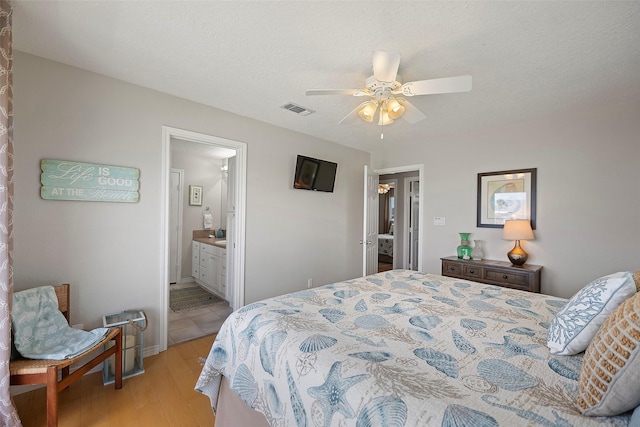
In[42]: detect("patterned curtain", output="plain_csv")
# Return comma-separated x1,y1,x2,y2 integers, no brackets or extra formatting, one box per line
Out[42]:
0,1,20,425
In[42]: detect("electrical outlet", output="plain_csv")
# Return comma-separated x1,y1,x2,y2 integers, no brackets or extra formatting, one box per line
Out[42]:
433,217,446,226
307,279,313,288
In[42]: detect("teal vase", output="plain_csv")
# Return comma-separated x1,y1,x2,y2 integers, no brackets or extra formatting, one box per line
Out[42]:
457,233,472,259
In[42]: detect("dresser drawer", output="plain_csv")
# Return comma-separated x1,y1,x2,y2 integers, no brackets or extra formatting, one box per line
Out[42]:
442,261,462,276
462,265,483,280
485,269,529,287
201,243,215,255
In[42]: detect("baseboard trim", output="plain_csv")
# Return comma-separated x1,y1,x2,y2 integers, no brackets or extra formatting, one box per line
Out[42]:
144,345,160,358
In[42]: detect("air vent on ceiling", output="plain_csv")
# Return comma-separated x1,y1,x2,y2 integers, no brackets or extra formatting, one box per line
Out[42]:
281,102,315,116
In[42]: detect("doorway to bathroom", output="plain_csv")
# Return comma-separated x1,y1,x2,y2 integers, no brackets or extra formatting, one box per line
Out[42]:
160,126,247,352
168,141,235,345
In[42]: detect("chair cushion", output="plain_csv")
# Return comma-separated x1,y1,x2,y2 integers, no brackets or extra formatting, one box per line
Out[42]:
577,292,640,416
547,271,636,355
12,286,109,360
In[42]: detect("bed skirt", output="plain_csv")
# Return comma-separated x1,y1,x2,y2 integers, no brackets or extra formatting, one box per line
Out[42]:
215,376,269,427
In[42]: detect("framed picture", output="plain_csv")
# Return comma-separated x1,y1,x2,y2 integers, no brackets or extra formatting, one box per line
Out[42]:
294,158,320,190
189,185,203,206
477,168,536,229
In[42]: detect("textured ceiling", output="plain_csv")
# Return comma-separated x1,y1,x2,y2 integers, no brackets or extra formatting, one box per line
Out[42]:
12,1,640,153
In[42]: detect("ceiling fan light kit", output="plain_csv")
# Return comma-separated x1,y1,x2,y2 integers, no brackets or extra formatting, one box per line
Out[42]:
306,50,472,130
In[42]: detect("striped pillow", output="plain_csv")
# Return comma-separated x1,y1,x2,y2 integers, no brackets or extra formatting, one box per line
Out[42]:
577,292,640,416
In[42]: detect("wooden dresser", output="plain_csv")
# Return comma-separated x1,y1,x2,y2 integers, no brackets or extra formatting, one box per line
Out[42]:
441,256,542,293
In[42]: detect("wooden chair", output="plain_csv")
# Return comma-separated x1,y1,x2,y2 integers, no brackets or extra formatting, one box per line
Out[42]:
9,284,123,427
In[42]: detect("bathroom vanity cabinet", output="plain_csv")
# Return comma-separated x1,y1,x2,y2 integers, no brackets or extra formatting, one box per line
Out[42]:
192,241,227,299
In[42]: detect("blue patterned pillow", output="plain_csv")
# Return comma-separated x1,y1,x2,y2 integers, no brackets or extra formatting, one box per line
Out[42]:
547,271,636,355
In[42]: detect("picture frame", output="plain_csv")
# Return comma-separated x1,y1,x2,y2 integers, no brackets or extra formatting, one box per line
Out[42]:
294,158,320,190
189,185,203,206
477,168,536,229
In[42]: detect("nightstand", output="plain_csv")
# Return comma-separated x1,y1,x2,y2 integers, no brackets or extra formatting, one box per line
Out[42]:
441,256,542,293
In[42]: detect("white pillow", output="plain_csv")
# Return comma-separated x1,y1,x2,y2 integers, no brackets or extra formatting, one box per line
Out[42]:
546,271,636,355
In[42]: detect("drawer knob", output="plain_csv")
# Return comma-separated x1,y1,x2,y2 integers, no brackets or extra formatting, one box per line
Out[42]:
502,274,508,280
469,269,475,274
450,267,455,271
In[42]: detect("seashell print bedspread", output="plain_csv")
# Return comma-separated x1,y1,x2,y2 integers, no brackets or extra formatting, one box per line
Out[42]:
378,234,394,257
195,270,631,426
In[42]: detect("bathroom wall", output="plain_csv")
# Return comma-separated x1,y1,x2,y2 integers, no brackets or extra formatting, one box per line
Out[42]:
171,149,224,282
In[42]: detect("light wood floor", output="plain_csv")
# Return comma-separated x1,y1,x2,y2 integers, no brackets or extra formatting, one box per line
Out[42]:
13,335,217,427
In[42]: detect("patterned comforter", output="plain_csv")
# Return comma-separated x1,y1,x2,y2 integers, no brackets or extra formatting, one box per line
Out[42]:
378,233,393,257
196,270,630,426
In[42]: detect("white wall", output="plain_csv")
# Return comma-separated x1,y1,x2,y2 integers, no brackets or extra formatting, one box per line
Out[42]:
372,100,640,298
245,138,367,303
12,52,369,350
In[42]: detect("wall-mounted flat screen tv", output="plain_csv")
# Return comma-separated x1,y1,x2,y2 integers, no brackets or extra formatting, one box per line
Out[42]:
293,155,337,193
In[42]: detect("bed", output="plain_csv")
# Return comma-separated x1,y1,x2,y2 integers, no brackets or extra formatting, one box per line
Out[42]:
378,233,393,263
196,269,633,426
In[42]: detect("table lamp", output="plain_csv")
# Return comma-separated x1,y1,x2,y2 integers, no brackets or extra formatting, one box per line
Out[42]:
502,219,534,266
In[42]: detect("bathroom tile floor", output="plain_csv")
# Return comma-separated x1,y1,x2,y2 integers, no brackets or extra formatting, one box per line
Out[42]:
168,283,233,346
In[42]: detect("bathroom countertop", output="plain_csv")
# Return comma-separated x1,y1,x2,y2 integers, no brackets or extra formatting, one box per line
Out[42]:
193,237,226,248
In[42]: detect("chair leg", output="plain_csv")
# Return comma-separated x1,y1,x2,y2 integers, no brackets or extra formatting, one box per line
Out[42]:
46,366,59,427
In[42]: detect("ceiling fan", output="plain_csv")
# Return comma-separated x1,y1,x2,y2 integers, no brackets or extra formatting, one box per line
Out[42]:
306,51,472,127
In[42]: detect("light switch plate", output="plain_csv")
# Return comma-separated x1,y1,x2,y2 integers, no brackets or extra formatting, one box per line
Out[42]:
433,217,446,226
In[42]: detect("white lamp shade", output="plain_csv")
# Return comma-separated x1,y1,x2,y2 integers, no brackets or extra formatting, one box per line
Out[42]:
377,109,394,126
502,219,534,240
358,101,377,122
387,98,405,120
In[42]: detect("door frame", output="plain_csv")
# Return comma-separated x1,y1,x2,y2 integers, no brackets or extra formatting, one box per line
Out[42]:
160,126,247,352
403,176,419,270
379,178,397,267
373,164,424,272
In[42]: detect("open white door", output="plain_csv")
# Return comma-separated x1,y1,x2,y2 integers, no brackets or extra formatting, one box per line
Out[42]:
169,169,183,284
362,165,379,276
225,156,237,307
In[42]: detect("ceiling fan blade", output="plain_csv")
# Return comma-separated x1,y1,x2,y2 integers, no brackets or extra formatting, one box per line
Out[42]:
399,75,472,97
372,51,401,83
339,101,372,125
306,89,359,96
397,99,426,124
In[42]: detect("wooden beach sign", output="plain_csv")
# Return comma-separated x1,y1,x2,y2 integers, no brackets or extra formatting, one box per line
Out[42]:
41,159,140,203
